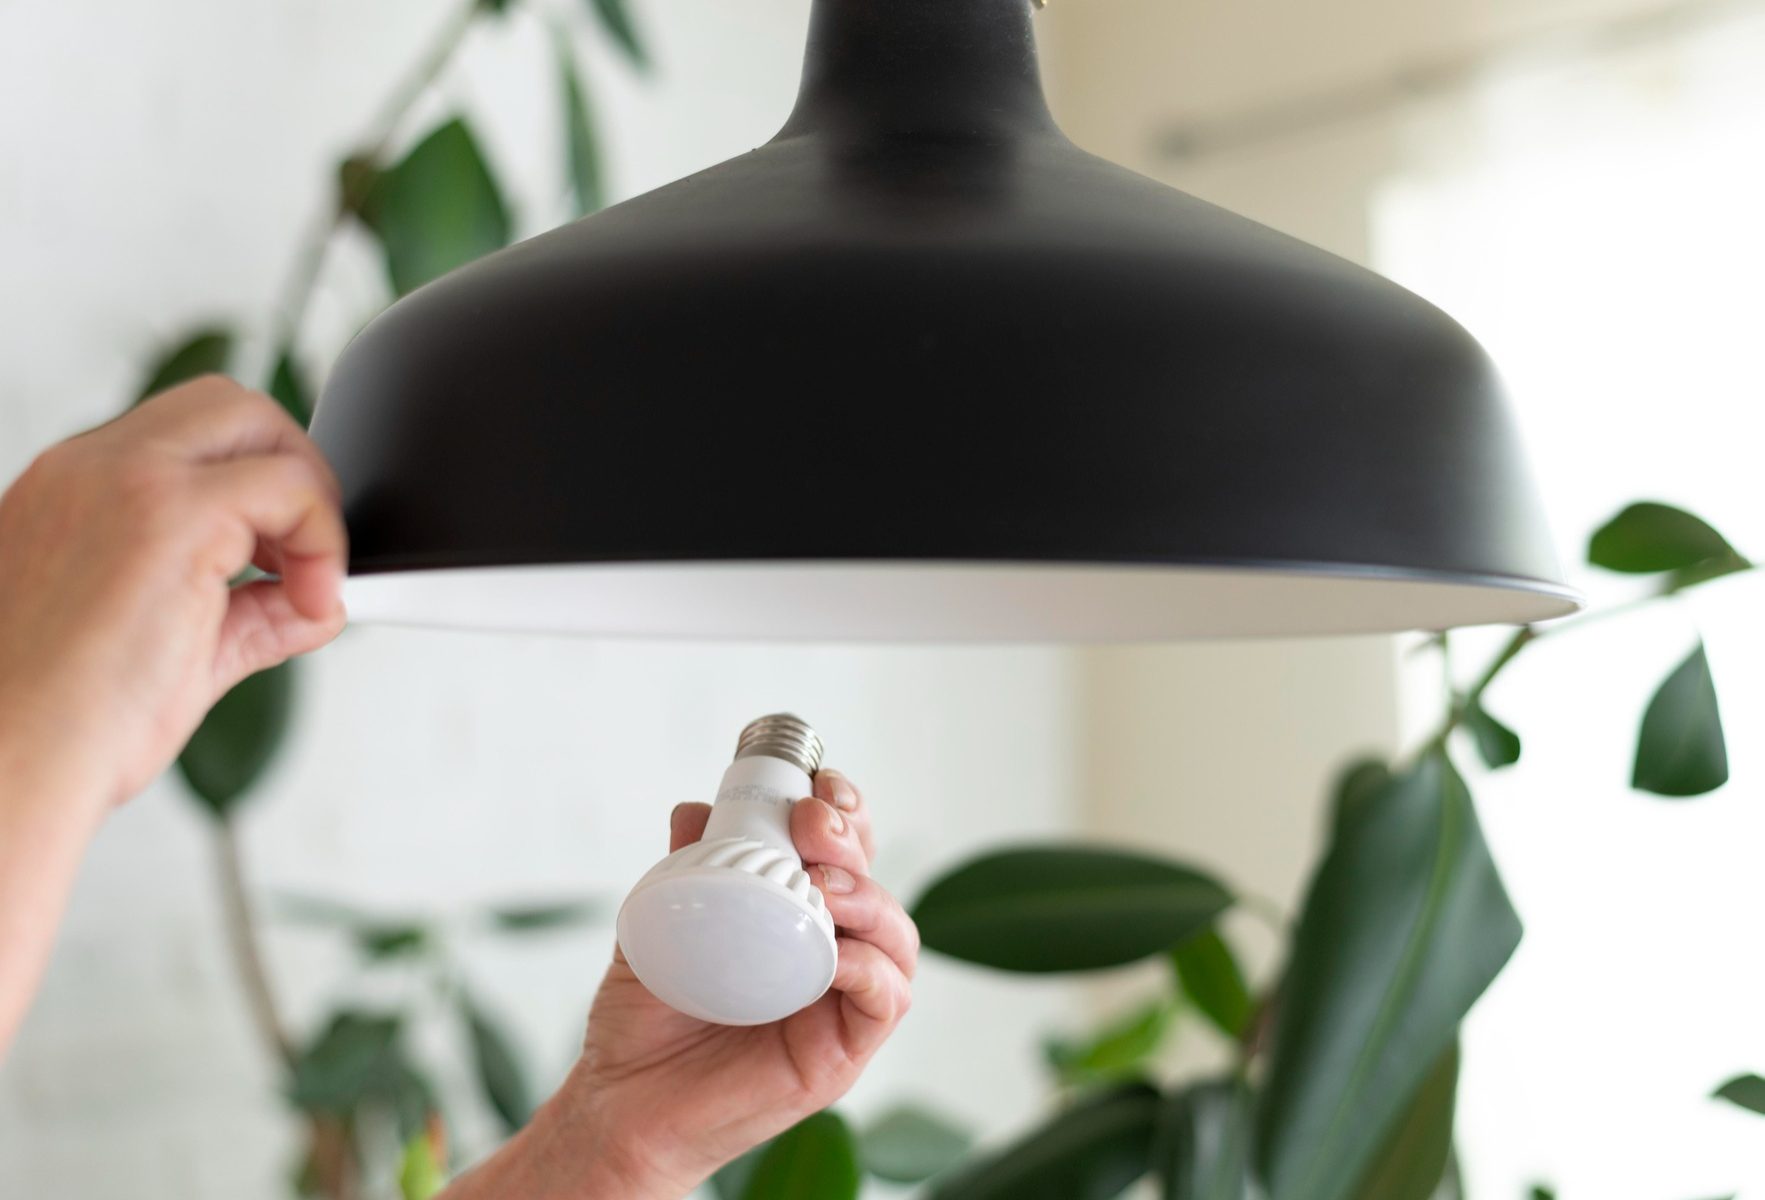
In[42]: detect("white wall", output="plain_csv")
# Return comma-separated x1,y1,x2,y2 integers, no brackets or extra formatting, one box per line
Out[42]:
0,2,1086,1195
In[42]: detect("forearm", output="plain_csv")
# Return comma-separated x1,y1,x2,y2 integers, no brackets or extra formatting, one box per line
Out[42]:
0,713,110,1058
442,1063,697,1200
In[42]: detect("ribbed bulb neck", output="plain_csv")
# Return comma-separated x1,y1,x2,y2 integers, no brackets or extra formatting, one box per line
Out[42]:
778,0,1054,141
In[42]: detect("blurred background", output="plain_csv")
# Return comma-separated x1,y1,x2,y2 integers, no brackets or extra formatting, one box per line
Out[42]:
0,0,1761,1196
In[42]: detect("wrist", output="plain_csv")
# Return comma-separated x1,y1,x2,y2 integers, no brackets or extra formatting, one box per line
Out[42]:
450,1063,696,1200
0,690,114,826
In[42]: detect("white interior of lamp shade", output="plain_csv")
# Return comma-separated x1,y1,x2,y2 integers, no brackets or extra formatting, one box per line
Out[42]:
339,562,1581,641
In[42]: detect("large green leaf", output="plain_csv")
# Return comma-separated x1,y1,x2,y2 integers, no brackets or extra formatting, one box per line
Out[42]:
135,328,233,403
860,1104,973,1184
929,1084,1160,1200
1588,502,1748,582
741,1112,861,1200
1351,1045,1458,1200
1713,1073,1765,1116
1171,928,1253,1041
1045,998,1179,1087
1634,644,1728,797
177,662,295,817
358,119,511,296
1157,1079,1252,1200
559,45,605,216
1462,700,1521,770
913,847,1233,973
1254,753,1520,1200
586,0,649,69
464,994,533,1132
1330,758,1394,832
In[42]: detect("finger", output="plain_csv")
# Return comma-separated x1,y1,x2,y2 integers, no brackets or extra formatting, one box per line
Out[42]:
815,869,919,980
791,797,869,879
669,802,712,852
129,377,341,499
830,937,912,1054
814,769,873,863
198,453,347,621
215,579,347,688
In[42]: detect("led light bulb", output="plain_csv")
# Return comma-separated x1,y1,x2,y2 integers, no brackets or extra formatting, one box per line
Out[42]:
616,714,838,1025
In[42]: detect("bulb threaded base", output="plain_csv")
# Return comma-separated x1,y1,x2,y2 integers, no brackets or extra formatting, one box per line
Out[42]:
734,713,824,776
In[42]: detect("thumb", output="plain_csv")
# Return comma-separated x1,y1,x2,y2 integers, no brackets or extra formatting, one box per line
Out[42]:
214,578,347,692
668,803,713,853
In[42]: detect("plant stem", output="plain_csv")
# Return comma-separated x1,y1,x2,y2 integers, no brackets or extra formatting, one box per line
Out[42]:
270,0,482,351
216,814,295,1068
1432,561,1758,748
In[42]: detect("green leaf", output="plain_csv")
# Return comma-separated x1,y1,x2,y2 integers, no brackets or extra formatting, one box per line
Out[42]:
356,925,430,960
586,0,648,69
1712,1073,1765,1116
464,995,533,1132
913,846,1233,973
1331,758,1394,833
1254,752,1520,1200
358,119,512,296
740,1111,861,1200
1588,502,1748,582
1155,1078,1251,1200
399,1134,448,1200
267,349,313,427
489,899,601,931
1046,998,1179,1087
860,1104,973,1184
177,662,295,817
135,328,233,403
1462,700,1522,770
1529,1188,1557,1200
712,1144,765,1200
1634,644,1728,798
929,1084,1160,1200
1351,1044,1458,1200
559,45,605,216
1171,928,1253,1041
289,1011,404,1114
289,1010,434,1137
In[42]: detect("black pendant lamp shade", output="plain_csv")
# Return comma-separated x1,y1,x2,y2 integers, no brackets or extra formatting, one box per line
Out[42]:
310,0,1579,640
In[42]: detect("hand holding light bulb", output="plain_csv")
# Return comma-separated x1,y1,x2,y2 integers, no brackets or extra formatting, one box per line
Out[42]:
449,764,917,1200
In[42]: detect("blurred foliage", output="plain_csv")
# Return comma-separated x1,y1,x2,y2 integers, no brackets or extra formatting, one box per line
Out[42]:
719,504,1755,1198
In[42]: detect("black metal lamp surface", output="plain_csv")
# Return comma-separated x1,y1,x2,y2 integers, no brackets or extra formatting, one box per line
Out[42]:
309,0,1580,640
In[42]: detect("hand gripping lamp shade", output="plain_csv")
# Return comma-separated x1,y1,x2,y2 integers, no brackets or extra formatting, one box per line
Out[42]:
308,0,1581,640
616,715,839,1026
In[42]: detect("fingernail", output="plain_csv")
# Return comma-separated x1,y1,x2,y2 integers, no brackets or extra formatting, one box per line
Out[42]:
820,865,856,894
827,804,848,835
828,774,859,812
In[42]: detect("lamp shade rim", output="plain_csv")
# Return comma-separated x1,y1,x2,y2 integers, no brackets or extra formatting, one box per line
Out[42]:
338,558,1583,643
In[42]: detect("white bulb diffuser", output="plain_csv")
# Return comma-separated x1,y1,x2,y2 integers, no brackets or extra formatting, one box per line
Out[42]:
616,714,838,1026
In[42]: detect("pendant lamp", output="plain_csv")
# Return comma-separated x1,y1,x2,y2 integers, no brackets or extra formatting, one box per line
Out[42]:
309,0,1579,640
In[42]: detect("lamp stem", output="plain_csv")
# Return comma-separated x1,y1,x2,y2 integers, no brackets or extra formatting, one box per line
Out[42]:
778,0,1055,141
